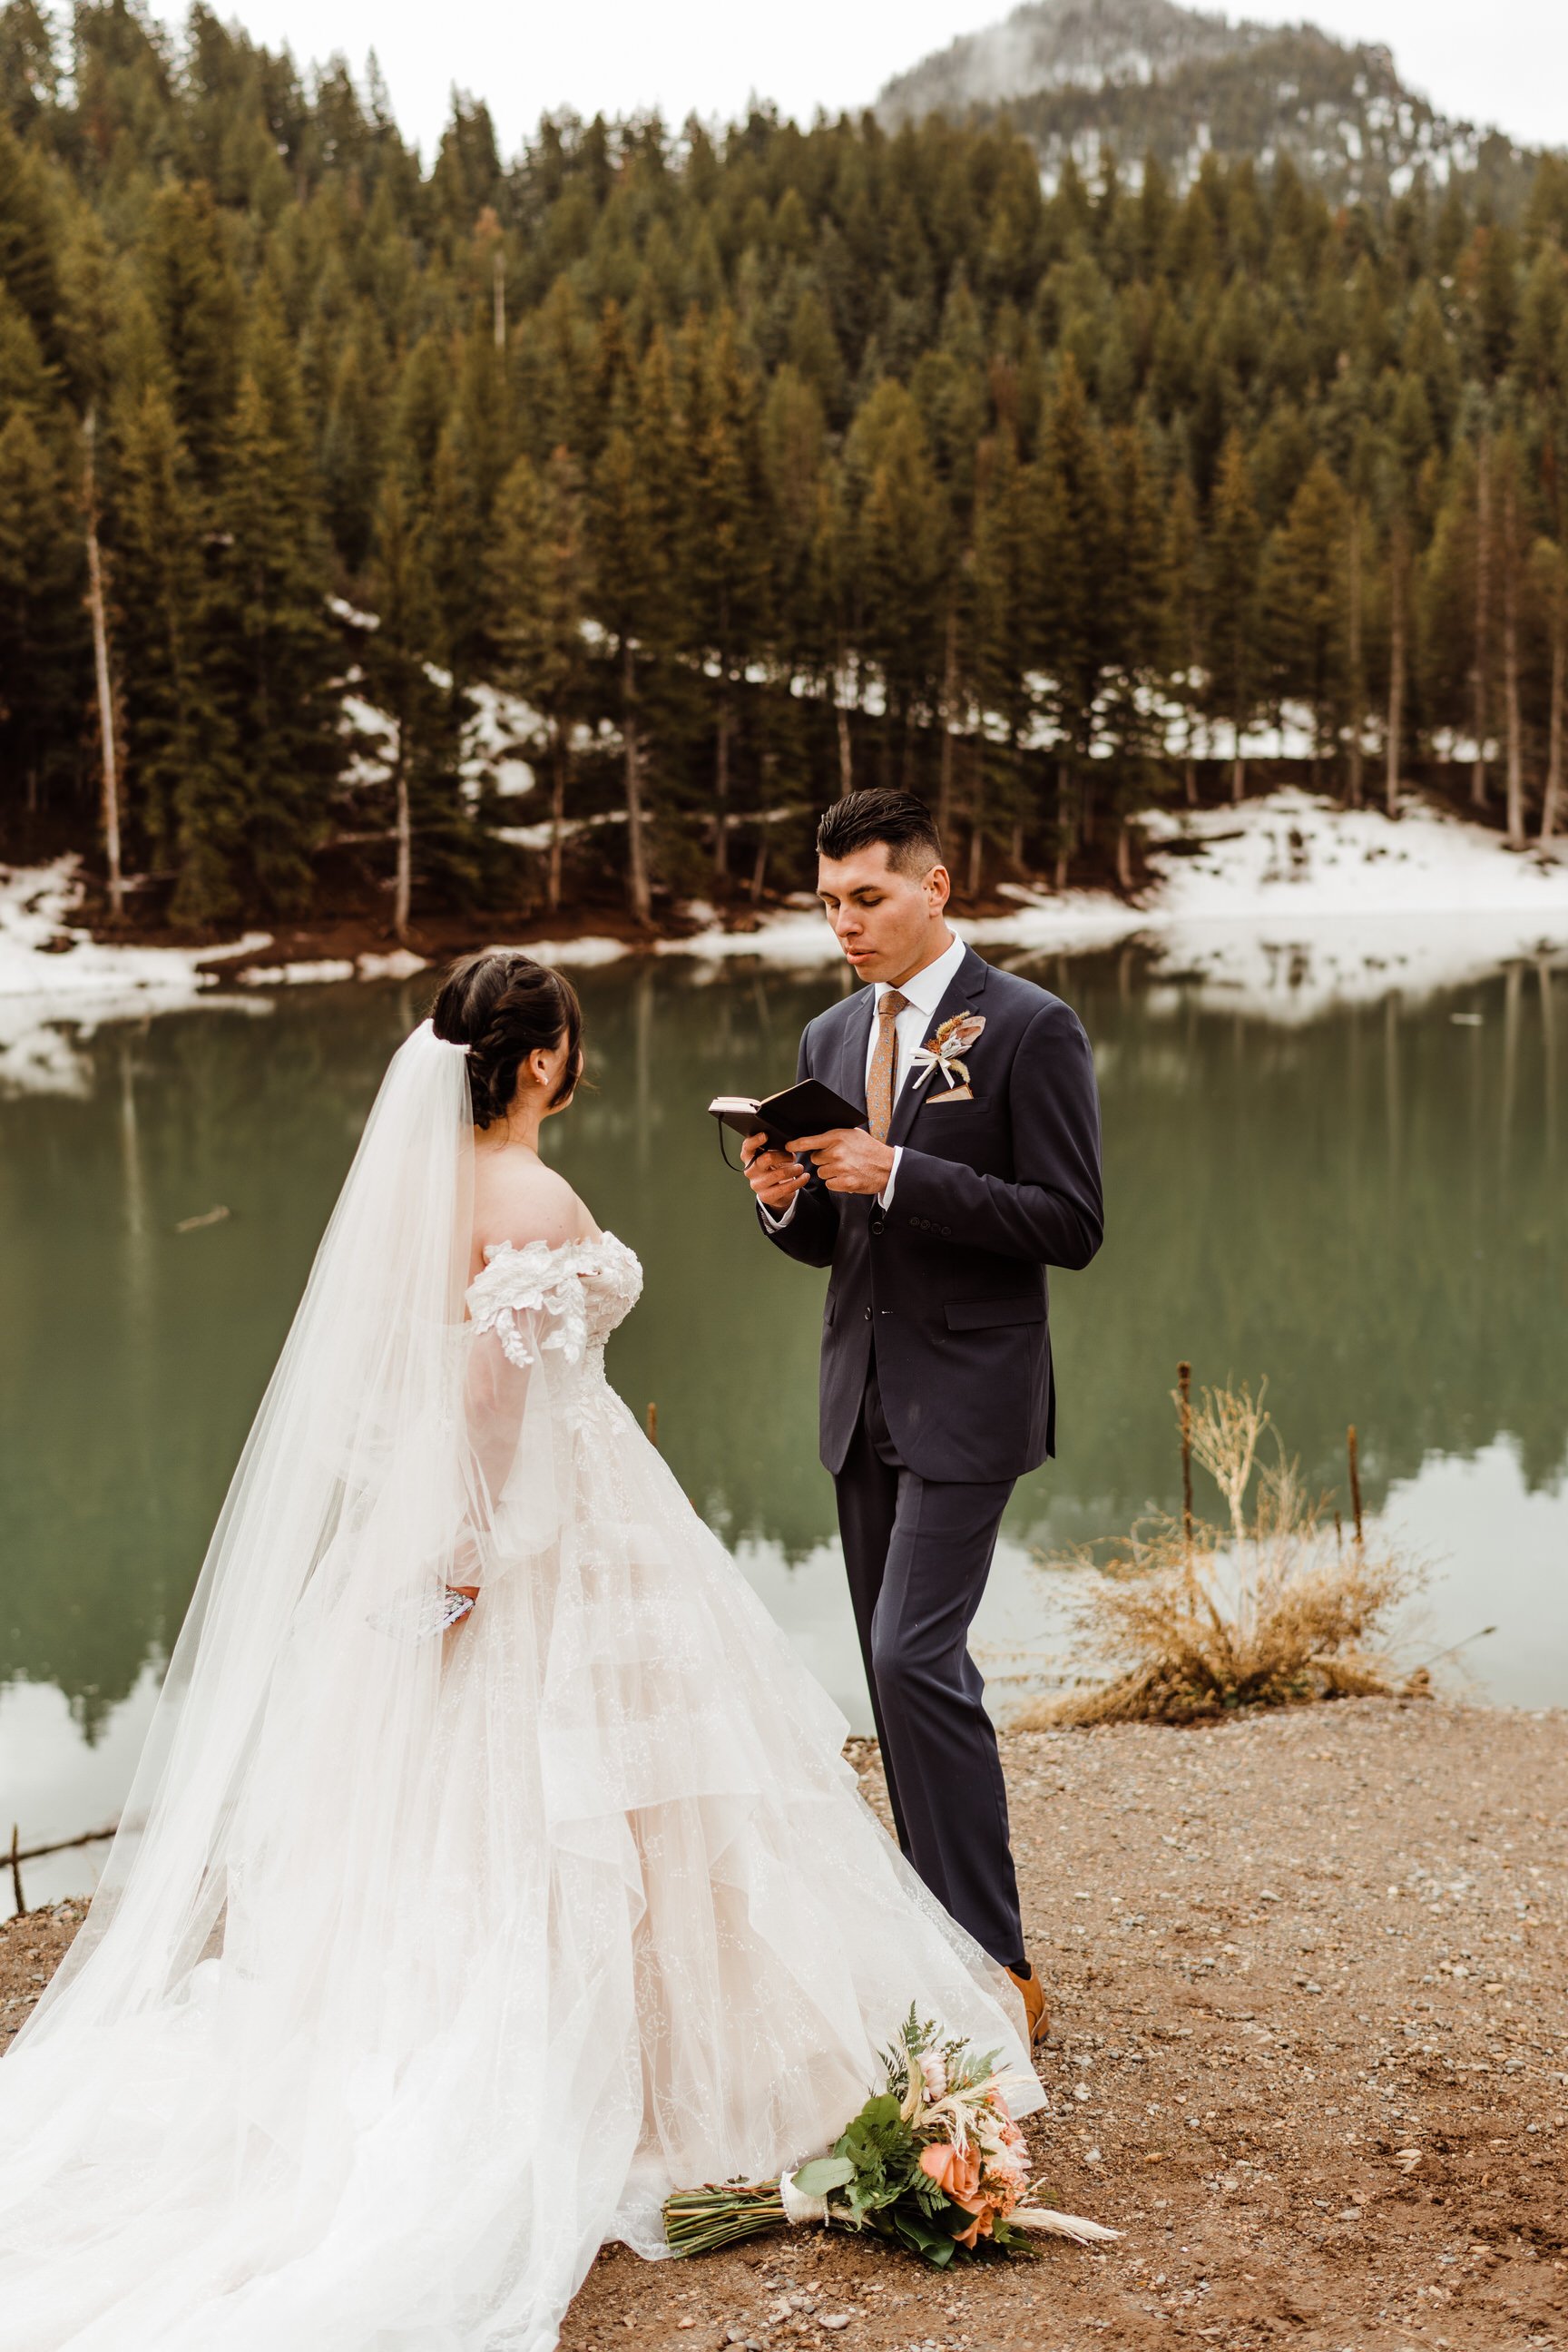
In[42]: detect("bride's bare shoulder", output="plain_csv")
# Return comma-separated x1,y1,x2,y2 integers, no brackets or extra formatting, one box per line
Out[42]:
470,1148,599,1259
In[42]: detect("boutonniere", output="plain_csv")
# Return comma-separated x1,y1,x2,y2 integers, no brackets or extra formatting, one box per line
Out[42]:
910,1012,986,1096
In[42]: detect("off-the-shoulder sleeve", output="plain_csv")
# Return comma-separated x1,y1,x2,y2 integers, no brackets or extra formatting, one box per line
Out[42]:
451,1243,583,1586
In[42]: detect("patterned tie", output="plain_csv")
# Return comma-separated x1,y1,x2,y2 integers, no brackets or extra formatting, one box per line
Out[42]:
867,989,909,1142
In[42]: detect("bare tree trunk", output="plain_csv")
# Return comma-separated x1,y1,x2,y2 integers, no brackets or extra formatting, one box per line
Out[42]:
1115,818,1133,890
937,597,958,838
1473,433,1492,808
392,727,411,944
492,247,505,352
834,647,853,794
547,724,565,912
1347,500,1365,808
1543,607,1564,844
622,637,652,926
1053,756,1072,888
1387,525,1406,818
1230,713,1246,805
1184,623,1201,804
83,406,123,921
751,757,777,902
712,683,731,880
967,760,985,898
1503,473,1526,849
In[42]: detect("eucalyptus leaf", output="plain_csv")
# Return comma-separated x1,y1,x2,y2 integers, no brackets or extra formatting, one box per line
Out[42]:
789,2156,855,2196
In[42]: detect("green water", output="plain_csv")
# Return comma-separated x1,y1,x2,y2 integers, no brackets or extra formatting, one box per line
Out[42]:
2,952,1565,1898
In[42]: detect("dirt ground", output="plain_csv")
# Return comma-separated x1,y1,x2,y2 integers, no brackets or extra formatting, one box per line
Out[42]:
4,1699,1565,2349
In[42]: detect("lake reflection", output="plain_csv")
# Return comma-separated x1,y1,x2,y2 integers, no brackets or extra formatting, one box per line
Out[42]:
2,950,1564,1912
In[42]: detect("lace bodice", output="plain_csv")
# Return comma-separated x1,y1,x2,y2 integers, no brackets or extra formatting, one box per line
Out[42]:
465,1231,643,1372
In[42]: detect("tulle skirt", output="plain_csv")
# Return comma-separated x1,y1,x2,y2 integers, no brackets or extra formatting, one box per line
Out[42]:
0,1382,1041,2350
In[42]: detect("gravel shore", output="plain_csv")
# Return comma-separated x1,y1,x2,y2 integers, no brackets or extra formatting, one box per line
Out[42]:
5,1700,1565,2348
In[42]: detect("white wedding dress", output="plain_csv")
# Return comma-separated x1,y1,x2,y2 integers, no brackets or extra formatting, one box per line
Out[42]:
0,1025,1040,2351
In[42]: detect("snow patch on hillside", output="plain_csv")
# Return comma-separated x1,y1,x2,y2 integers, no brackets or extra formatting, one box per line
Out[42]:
665,789,1568,1018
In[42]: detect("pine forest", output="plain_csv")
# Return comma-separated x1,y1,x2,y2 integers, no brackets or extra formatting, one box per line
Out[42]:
3,0,1568,935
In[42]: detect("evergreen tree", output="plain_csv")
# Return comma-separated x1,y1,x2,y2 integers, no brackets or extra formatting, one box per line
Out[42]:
965,428,1028,880
1034,355,1111,872
111,383,236,913
488,446,592,909
1100,425,1170,880
138,181,241,485
843,379,947,796
363,477,470,940
1259,456,1351,789
1203,429,1263,799
686,309,769,878
1159,469,1205,804
587,330,687,922
11,55,1568,908
0,3,60,135
203,308,343,919
319,336,381,573
0,405,82,826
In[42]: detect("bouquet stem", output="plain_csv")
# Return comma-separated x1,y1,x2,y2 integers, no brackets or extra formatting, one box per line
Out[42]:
663,2181,789,2258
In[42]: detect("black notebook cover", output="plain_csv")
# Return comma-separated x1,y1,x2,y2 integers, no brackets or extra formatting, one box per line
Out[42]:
708,1077,866,1147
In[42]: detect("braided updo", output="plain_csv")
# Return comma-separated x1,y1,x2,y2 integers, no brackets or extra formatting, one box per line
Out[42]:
430,951,583,1129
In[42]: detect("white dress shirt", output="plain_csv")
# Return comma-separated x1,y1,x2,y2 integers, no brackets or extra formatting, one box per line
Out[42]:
761,931,967,1230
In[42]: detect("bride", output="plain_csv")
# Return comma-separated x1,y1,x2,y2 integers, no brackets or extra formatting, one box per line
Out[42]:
0,952,1043,2351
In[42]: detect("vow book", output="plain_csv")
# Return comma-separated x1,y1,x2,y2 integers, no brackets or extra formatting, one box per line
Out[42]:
708,1078,866,1147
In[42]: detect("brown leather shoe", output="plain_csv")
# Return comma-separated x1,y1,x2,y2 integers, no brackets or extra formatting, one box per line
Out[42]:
1006,1964,1051,2048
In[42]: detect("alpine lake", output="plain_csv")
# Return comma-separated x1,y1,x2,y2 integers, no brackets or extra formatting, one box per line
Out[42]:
3,942,1565,1916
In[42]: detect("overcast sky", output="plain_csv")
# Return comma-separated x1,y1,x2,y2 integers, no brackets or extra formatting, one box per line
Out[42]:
146,1,1567,164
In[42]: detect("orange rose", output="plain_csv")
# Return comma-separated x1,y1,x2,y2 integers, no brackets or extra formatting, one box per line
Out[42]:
951,2200,997,2249
919,2139,983,2210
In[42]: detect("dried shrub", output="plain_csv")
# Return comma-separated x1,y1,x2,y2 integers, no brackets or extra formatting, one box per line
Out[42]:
1019,1381,1426,1729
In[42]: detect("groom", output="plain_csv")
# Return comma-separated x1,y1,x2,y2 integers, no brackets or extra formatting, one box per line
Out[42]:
741,789,1102,2044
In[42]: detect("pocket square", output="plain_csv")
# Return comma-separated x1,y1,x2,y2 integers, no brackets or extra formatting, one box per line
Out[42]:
926,1083,975,1103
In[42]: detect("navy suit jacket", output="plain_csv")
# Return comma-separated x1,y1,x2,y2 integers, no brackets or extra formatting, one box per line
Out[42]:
762,944,1103,1483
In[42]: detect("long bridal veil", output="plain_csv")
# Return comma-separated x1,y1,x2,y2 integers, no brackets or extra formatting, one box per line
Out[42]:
17,1020,476,2045
0,1022,511,2341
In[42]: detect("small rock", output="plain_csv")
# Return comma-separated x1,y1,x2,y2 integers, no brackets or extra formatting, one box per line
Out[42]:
818,2318,853,2334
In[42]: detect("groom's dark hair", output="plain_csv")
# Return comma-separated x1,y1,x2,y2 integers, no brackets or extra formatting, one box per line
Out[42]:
815,789,943,877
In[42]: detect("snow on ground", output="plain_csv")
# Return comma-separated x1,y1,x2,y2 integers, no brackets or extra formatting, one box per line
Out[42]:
1134,789,1568,1017
662,789,1568,1017
1143,788,1568,921
0,859,269,1094
4,793,1567,1093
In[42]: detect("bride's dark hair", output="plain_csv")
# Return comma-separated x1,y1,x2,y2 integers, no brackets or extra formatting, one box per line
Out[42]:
430,951,583,1128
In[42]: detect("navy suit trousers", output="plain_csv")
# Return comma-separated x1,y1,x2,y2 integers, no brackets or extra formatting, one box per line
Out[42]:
833,1357,1025,1973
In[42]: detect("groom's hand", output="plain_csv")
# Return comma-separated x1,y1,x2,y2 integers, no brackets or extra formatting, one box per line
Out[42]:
741,1132,808,1212
787,1128,896,1196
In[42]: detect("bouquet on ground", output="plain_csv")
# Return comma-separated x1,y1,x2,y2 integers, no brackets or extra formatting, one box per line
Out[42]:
663,2009,1115,2269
